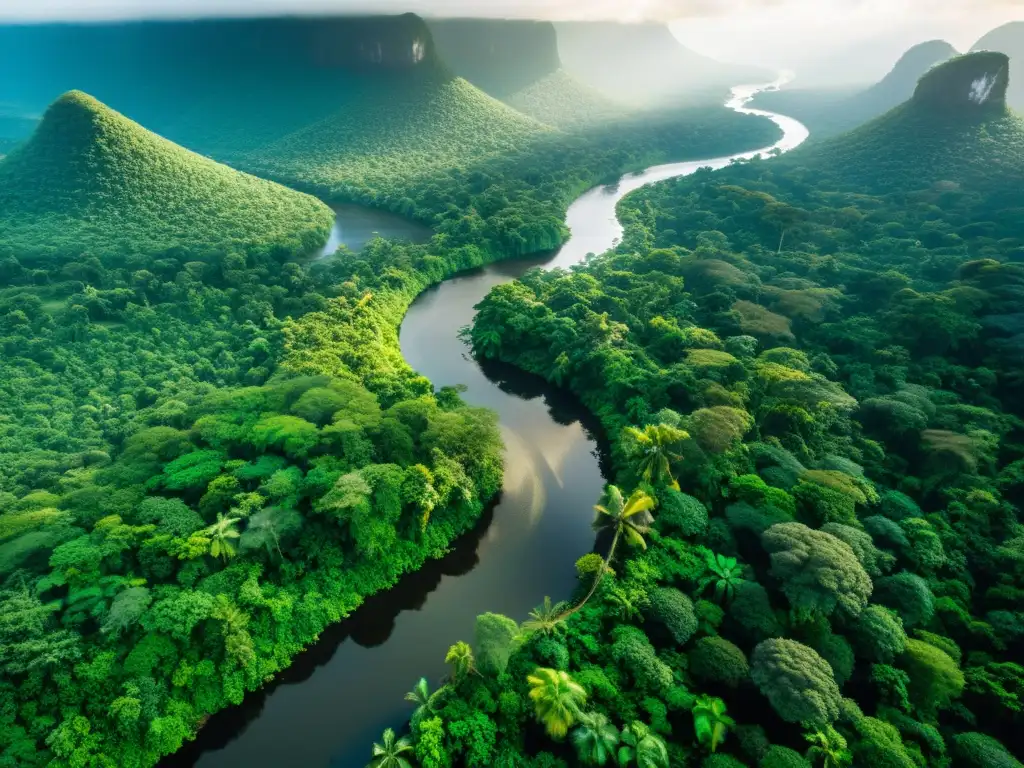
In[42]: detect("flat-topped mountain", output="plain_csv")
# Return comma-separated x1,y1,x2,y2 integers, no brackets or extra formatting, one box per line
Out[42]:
555,21,771,106
0,90,333,262
752,40,958,138
0,15,442,155
779,52,1023,193
972,21,1024,111
912,50,1009,112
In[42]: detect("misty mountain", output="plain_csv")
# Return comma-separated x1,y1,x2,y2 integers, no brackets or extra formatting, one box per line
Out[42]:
972,21,1024,111
427,18,623,127
0,15,441,155
428,18,559,96
554,21,772,107
780,52,1023,194
753,40,958,139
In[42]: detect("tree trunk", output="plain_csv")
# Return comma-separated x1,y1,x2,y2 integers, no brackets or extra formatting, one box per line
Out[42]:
559,528,621,618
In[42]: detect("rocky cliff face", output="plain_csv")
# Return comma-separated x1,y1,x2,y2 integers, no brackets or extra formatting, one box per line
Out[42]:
0,15,436,81
428,19,560,96
912,52,1010,115
0,15,440,145
972,21,1024,110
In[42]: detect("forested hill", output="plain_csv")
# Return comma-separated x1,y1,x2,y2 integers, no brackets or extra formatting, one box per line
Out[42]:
0,14,442,156
428,18,625,127
752,39,958,139
972,21,1024,111
777,52,1024,193
555,21,772,106
0,90,333,263
432,38,1024,768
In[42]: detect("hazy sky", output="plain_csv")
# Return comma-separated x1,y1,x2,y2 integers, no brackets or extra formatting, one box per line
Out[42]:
1,0,1021,83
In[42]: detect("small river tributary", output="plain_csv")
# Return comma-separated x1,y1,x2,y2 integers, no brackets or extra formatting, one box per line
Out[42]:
165,77,807,768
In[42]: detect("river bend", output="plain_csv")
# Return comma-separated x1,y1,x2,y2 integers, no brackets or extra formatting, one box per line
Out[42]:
166,77,808,768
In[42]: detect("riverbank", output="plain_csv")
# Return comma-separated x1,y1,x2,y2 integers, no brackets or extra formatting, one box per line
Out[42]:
166,81,801,767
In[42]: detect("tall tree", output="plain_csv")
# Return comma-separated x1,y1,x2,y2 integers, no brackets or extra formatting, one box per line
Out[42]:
527,667,587,739
573,712,620,766
366,728,414,768
562,486,655,617
202,513,241,562
404,677,433,724
444,641,476,681
623,423,689,490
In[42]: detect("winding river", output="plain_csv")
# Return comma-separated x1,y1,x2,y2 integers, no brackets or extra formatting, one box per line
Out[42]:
166,78,807,768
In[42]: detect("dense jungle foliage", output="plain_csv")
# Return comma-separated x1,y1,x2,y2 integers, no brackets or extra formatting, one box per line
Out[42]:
0,68,780,765
381,57,1024,768
251,103,779,258
502,71,625,129
0,91,334,265
243,75,548,194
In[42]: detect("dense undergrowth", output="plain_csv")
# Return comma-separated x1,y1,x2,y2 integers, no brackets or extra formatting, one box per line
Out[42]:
0,77,779,766
384,57,1024,768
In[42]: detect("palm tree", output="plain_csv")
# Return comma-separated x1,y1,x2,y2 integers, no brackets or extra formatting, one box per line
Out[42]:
203,514,241,562
404,677,432,723
522,596,568,636
444,641,475,681
692,695,735,753
617,721,669,768
594,486,655,560
573,712,620,766
558,486,655,618
366,728,414,768
527,667,587,739
698,552,746,604
805,726,851,768
623,423,689,490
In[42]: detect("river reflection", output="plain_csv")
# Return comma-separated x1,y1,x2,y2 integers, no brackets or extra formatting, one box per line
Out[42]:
162,350,610,768
164,78,807,768
316,203,432,257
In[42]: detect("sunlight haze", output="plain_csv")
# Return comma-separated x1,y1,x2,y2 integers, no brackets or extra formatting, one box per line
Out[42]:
2,0,1020,84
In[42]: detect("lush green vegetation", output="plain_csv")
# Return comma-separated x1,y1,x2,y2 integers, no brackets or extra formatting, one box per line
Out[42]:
243,75,547,195
778,53,1023,194
0,91,333,265
367,52,1024,768
504,70,626,128
0,49,781,764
